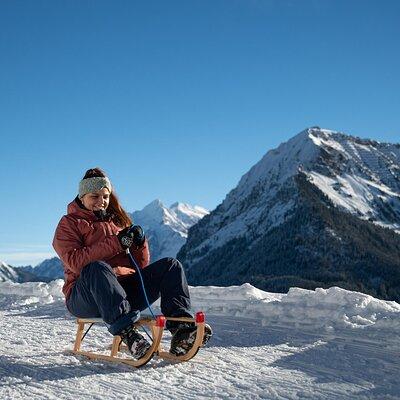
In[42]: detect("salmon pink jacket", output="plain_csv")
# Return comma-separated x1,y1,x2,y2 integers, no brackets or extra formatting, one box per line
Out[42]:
52,198,150,300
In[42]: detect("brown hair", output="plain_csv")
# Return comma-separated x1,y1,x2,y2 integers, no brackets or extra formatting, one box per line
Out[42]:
82,167,132,228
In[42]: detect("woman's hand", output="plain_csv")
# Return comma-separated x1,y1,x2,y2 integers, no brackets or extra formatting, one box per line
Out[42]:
117,225,146,249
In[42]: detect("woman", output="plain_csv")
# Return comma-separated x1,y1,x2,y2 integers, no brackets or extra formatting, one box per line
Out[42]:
53,167,211,360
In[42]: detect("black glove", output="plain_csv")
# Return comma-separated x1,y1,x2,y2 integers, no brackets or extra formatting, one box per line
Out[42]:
129,225,146,248
117,225,146,249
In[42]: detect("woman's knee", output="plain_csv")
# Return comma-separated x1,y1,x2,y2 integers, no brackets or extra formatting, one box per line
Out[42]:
160,257,183,270
82,260,113,277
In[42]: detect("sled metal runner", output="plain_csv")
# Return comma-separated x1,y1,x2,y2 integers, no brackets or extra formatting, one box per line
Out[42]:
71,312,206,368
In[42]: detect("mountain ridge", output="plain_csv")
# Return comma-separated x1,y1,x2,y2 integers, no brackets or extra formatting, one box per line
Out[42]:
178,127,400,301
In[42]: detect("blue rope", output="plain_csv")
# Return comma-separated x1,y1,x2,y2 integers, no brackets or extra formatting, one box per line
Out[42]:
126,250,157,320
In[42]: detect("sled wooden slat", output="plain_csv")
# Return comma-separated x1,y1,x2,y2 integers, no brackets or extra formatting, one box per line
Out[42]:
163,317,196,323
73,321,85,352
110,335,120,357
75,318,103,323
73,350,153,368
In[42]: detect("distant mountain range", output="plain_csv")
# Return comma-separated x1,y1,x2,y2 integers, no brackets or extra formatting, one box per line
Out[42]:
0,260,54,283
17,258,64,281
1,200,208,283
178,127,400,302
130,200,208,262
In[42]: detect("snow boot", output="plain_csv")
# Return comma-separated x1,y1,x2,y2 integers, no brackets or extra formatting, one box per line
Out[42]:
169,322,212,356
118,324,152,360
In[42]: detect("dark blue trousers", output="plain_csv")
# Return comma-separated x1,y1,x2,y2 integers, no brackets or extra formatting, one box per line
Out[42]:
66,257,192,335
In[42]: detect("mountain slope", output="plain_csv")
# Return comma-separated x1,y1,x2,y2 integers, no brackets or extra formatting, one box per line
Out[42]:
178,128,400,301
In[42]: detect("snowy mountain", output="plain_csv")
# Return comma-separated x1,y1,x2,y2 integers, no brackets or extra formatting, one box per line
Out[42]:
0,260,47,283
130,199,208,262
1,280,399,398
31,257,64,280
14,258,64,282
3,258,63,283
0,261,20,282
178,127,400,301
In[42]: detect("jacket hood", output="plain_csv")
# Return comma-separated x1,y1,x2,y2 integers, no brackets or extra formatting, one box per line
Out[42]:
67,197,99,221
67,197,114,222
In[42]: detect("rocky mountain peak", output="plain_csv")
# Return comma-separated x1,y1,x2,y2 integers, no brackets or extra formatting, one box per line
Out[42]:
131,200,209,261
178,127,400,302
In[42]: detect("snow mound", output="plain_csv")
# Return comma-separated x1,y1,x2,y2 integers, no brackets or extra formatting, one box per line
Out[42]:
190,284,400,337
0,280,399,338
0,279,64,304
264,286,400,332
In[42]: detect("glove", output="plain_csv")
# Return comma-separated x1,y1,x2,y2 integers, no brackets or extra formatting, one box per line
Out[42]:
117,225,146,250
129,225,146,248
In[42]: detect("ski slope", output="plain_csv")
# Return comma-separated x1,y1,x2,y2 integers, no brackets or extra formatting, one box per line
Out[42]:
0,281,399,399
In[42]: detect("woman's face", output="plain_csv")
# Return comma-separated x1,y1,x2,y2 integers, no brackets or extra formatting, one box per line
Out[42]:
81,188,110,211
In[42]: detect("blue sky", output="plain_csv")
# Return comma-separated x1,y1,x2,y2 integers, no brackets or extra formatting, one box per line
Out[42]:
0,0,399,266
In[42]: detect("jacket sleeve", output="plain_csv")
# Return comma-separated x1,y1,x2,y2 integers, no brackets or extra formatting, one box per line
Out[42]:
52,216,122,275
130,238,150,269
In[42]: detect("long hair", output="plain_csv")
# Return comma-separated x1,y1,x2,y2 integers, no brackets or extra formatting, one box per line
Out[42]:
82,167,132,228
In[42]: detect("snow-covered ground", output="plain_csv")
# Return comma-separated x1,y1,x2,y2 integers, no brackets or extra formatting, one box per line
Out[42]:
1,281,399,399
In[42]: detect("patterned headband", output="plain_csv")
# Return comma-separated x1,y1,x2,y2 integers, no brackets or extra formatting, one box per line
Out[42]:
78,177,112,199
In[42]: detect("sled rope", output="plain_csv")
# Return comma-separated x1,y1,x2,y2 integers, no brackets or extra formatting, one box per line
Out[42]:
140,325,154,343
126,249,157,320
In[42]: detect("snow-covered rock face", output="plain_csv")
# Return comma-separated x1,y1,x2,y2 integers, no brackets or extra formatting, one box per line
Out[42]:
0,261,19,282
130,200,208,261
183,127,400,263
304,129,400,232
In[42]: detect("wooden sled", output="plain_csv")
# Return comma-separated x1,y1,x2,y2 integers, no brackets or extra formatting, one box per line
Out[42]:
71,312,207,368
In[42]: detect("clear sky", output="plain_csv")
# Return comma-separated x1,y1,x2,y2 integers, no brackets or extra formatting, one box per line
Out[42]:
0,0,399,266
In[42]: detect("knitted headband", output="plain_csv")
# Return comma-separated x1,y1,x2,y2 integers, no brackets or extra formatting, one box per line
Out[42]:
78,177,112,199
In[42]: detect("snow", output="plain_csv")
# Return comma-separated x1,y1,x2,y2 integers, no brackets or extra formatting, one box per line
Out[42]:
310,130,400,231
170,202,209,228
308,169,400,231
309,130,347,153
1,281,400,399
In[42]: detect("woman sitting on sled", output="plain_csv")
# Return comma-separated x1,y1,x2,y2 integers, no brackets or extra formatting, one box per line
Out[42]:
53,167,212,360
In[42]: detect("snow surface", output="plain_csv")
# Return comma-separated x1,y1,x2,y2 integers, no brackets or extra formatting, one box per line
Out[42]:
1,281,400,399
